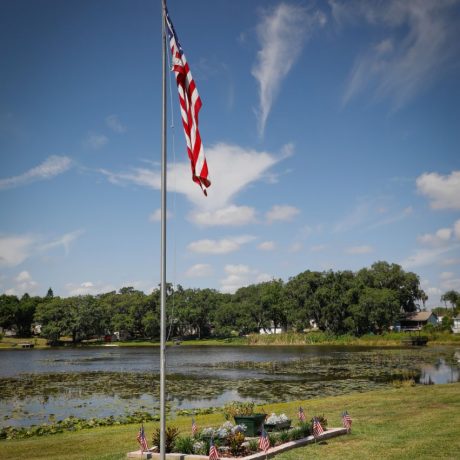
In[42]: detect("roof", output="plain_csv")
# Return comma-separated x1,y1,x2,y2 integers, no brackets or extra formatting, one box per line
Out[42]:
404,311,436,321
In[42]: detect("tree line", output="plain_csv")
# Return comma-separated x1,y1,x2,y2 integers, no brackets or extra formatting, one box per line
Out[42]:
1,261,454,344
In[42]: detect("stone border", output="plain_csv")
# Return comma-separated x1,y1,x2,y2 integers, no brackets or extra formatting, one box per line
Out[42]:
127,427,348,459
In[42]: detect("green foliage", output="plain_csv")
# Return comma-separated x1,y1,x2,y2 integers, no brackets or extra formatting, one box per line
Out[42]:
223,401,255,418
312,415,328,429
151,426,179,453
227,431,245,456
173,435,195,454
248,438,259,453
278,430,290,443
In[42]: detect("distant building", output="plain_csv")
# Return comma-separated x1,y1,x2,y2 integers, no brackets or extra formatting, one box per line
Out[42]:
259,322,282,334
395,311,438,332
452,316,460,334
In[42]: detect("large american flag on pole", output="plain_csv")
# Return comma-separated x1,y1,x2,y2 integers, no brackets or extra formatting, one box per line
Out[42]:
136,424,149,452
165,6,210,195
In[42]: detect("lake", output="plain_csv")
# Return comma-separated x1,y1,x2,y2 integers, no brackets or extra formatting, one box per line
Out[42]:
1,345,459,427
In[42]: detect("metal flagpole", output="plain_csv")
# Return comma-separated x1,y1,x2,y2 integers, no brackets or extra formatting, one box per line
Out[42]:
160,0,167,459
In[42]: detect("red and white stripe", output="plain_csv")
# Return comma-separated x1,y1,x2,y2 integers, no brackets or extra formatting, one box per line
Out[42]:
165,8,210,195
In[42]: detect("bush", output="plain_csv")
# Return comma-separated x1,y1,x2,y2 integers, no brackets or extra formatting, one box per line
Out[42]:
278,430,290,444
152,426,179,453
223,401,254,418
228,431,245,456
174,435,195,454
248,439,259,453
312,415,328,429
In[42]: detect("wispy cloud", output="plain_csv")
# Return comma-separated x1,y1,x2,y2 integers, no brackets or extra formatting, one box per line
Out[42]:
258,241,275,251
149,209,173,222
190,205,256,227
106,115,127,133
344,245,373,255
252,3,326,136
38,229,85,255
0,155,72,190
65,281,115,297
416,170,460,210
266,205,300,223
187,235,255,255
401,244,460,269
185,264,214,278
0,235,35,267
0,230,84,268
84,133,108,150
336,0,460,109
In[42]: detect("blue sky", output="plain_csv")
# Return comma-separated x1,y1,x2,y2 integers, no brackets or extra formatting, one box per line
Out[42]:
1,0,459,307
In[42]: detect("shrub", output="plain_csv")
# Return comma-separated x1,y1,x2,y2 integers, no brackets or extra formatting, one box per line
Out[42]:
248,439,259,453
268,432,278,446
312,415,328,429
174,435,195,454
223,401,254,419
228,431,245,456
152,426,180,453
278,430,290,444
288,427,304,441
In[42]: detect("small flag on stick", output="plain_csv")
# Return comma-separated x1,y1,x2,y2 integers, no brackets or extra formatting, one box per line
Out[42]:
342,410,352,433
258,428,270,453
312,417,324,438
297,406,306,422
136,424,149,453
192,417,198,436
208,437,219,460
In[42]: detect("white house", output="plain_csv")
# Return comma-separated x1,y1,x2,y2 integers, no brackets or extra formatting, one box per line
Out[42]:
452,316,460,334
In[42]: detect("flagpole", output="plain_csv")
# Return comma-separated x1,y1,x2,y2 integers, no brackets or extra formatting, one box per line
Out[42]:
160,0,167,459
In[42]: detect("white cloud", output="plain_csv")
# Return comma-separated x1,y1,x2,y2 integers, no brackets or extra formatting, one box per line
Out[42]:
3,270,39,296
190,205,256,227
187,235,255,255
0,235,35,267
441,257,460,267
345,245,373,255
106,115,127,133
149,209,173,222
417,228,452,246
439,271,454,280
84,133,108,150
220,264,271,293
455,219,460,240
266,205,300,223
416,171,460,210
0,155,72,190
288,242,303,253
65,281,115,296
38,229,85,255
339,0,460,109
401,244,460,269
310,244,328,252
440,277,460,291
100,143,288,211
185,264,214,278
258,241,275,251
252,3,326,136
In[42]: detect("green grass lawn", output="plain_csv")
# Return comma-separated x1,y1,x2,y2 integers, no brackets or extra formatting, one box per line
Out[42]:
1,383,459,460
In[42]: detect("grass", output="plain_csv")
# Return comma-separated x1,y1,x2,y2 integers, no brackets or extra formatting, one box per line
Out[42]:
1,383,459,460
0,337,48,348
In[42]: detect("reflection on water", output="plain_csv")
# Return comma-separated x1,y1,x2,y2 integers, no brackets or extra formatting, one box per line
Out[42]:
0,345,458,427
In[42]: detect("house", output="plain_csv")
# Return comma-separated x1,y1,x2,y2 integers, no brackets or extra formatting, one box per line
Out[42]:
452,316,460,334
395,311,438,332
259,322,282,334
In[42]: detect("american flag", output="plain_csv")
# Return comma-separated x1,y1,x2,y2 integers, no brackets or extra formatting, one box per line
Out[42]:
136,425,149,452
312,417,324,438
164,6,210,195
297,406,306,422
342,411,352,432
258,428,270,453
208,438,219,460
192,417,198,436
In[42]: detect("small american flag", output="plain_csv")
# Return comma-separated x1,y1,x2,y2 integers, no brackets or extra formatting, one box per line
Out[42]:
208,438,219,460
342,411,352,432
258,428,270,453
192,417,198,436
136,425,149,453
312,417,324,438
297,406,306,422
165,6,210,195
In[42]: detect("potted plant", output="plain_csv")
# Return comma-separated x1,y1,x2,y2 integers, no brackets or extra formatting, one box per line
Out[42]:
264,413,291,432
223,401,266,437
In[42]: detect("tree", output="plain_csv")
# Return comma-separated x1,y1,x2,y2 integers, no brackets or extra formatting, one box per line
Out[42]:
441,290,460,314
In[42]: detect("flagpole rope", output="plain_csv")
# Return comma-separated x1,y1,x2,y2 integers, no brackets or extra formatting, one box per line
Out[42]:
165,44,177,345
